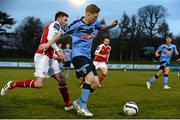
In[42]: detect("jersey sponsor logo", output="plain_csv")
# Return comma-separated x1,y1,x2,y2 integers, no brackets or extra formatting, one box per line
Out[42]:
80,34,95,40
53,23,60,31
166,48,172,51
77,27,94,34
164,49,173,54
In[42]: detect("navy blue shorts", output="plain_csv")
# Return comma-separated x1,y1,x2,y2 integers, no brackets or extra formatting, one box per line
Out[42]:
72,56,97,79
63,61,71,67
159,61,169,71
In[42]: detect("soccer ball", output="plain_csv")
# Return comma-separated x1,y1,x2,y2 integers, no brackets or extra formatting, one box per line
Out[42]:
123,101,138,116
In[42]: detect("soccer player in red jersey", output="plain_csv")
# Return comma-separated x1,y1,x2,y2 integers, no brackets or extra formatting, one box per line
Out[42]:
93,38,111,87
1,11,74,111
79,38,111,87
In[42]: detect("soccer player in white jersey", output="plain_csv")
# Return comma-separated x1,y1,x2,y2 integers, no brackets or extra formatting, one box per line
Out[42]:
93,38,111,87
1,11,74,111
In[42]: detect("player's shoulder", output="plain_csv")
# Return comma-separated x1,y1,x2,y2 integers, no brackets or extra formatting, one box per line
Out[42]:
69,18,82,27
49,21,61,32
171,44,177,49
107,45,111,49
101,44,111,49
93,20,100,25
64,48,71,52
98,44,104,48
160,44,166,48
95,44,103,51
171,44,176,47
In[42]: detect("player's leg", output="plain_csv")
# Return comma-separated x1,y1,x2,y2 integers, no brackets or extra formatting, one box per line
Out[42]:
61,61,66,74
99,62,108,83
1,54,48,96
92,61,102,87
66,68,70,78
79,77,85,88
65,61,71,78
12,77,45,88
79,61,99,87
74,71,95,117
163,66,170,89
0,76,47,96
79,61,98,88
52,73,74,111
146,69,164,89
72,56,98,117
49,59,73,110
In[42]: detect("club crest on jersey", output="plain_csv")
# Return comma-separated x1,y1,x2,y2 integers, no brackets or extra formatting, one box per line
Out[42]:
82,68,87,74
96,46,100,50
80,34,95,40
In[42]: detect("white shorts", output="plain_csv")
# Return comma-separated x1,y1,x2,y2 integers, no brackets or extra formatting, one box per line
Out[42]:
34,54,61,78
93,61,108,70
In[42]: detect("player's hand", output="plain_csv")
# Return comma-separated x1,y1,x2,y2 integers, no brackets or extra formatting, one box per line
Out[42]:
53,54,61,60
111,20,118,27
102,54,107,58
155,53,160,57
56,50,67,62
38,43,49,51
176,58,180,62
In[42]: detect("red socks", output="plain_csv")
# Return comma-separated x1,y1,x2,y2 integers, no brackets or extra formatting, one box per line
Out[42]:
99,73,106,83
10,80,71,107
58,84,71,107
10,80,35,88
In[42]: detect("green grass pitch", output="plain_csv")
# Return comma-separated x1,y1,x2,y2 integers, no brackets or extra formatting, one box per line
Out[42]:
0,68,180,119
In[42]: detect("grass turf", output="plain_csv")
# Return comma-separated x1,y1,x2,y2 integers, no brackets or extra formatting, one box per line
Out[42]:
0,68,180,119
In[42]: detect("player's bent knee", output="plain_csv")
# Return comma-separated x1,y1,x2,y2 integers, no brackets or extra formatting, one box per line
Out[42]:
102,69,108,75
101,71,107,75
59,76,66,85
34,83,44,88
34,79,45,88
85,72,95,84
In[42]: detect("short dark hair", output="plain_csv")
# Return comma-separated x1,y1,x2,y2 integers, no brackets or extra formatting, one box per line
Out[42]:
86,4,100,13
166,33,173,39
55,11,68,20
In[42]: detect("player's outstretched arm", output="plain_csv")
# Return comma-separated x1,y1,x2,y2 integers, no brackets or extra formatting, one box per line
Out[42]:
101,20,118,30
95,52,107,58
38,32,61,50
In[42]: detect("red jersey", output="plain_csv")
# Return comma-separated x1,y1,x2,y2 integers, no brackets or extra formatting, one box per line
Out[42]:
36,22,61,58
94,44,111,62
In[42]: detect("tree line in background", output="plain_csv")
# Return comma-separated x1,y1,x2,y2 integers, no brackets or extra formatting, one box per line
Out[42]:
0,4,180,61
